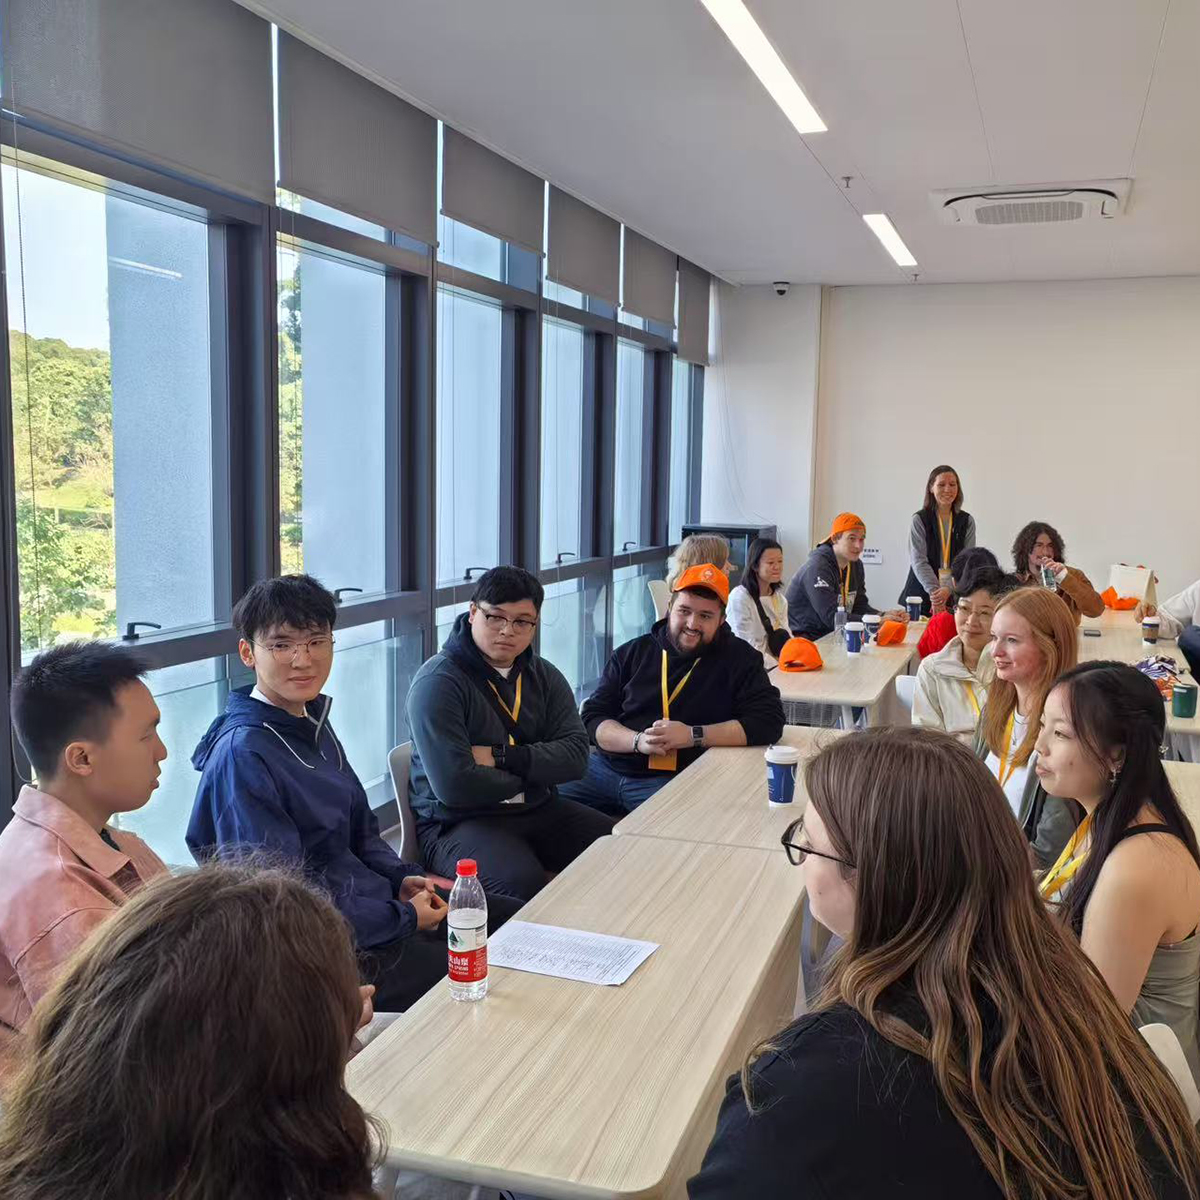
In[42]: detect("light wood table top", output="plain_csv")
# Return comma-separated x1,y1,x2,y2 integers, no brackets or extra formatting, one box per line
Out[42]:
614,725,844,851
771,621,918,708
349,834,805,1199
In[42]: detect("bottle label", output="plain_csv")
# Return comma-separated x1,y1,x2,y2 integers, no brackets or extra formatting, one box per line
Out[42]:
448,923,488,983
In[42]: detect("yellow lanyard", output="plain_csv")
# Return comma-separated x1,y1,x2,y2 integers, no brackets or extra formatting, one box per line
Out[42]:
839,567,851,609
963,682,981,718
1039,813,1094,899
996,710,1020,788
660,650,699,720
938,515,953,570
487,673,522,746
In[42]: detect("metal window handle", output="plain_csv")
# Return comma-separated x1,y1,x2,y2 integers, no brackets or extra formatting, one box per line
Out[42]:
333,587,363,605
122,621,162,641
556,551,577,565
621,541,638,552
463,566,489,581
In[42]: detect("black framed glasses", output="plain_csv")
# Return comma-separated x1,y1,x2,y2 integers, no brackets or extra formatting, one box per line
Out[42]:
475,604,538,634
781,817,855,869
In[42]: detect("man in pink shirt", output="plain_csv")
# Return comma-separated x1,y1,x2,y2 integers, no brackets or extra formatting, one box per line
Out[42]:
0,642,168,1067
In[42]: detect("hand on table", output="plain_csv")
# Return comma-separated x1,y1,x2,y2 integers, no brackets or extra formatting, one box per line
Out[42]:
409,887,448,931
471,745,496,767
648,719,696,751
882,608,910,624
1134,602,1156,621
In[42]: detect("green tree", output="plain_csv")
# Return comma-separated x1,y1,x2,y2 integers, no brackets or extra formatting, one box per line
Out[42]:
278,258,304,574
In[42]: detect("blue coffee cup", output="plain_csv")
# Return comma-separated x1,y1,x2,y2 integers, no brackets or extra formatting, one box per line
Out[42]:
845,621,864,654
906,595,924,622
765,745,801,807
862,614,881,646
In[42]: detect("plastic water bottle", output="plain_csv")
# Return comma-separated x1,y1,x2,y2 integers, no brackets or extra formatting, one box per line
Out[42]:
834,603,847,645
448,859,488,1002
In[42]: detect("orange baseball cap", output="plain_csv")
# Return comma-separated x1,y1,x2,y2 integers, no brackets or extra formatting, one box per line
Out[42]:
672,563,729,606
830,512,866,539
875,619,907,646
778,637,823,672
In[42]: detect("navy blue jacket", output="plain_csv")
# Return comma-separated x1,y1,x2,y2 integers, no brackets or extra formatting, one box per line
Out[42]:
784,542,875,640
187,689,423,950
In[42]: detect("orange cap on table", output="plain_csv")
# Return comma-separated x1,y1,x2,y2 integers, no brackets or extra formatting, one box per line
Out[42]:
778,637,823,672
875,619,907,646
829,512,866,539
672,563,729,606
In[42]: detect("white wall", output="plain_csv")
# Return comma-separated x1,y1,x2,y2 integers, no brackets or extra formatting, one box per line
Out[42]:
700,282,821,576
814,277,1200,607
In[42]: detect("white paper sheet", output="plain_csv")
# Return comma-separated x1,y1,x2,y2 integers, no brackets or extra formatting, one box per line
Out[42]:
486,921,658,986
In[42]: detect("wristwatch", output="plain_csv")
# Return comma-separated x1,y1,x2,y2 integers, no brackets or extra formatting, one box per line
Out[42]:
691,725,705,748
492,743,507,769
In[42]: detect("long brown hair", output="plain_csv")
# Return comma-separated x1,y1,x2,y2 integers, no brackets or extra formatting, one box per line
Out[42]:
0,862,382,1200
980,586,1078,766
746,727,1200,1200
921,463,964,513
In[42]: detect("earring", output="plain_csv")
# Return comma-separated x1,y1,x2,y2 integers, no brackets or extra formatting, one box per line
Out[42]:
1109,766,1120,784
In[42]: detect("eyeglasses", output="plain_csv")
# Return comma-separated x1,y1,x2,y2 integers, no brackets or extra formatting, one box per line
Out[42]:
252,635,335,662
780,817,855,869
477,606,537,634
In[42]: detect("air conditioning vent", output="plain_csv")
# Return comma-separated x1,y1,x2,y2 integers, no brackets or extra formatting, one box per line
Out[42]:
930,180,1131,227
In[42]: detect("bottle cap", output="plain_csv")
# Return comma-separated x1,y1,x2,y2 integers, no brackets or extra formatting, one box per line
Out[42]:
456,859,478,876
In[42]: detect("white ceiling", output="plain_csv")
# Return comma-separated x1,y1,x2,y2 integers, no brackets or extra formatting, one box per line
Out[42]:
240,0,1200,286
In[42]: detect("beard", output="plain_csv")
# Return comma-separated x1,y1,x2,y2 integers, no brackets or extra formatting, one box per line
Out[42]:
667,628,706,658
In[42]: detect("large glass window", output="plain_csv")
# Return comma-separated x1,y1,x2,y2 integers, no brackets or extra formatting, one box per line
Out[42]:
539,576,607,702
277,243,388,592
669,358,693,543
613,339,646,553
612,560,665,649
540,317,585,567
4,160,218,652
436,287,503,585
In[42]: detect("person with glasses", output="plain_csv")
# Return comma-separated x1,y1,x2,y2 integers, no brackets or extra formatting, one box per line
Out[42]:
690,727,1200,1198
406,566,611,903
188,574,498,1013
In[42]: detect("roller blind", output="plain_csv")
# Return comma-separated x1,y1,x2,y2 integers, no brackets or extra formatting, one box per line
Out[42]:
442,128,543,254
623,229,676,327
547,186,620,305
1,0,273,202
278,33,437,243
677,258,712,365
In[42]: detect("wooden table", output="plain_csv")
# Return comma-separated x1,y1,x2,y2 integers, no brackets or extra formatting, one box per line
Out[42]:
614,726,842,852
349,834,805,1199
771,622,919,729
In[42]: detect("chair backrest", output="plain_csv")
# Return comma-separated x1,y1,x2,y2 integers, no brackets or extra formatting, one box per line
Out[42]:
386,742,419,864
647,578,670,621
1139,1023,1200,1124
894,673,917,713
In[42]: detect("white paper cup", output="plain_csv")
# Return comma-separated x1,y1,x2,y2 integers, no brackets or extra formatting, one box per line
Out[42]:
845,621,865,654
765,744,802,807
1142,615,1160,645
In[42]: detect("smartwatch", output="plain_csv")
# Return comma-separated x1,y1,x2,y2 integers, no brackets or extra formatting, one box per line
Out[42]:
691,725,705,748
492,743,507,769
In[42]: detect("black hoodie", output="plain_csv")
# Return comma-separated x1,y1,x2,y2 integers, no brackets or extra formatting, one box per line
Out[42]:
580,618,785,778
405,613,589,829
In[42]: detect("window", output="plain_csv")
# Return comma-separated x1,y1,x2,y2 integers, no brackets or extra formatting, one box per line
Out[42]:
439,212,505,281
669,358,694,543
277,243,389,592
613,339,646,553
539,575,607,702
540,317,585,567
4,160,219,653
278,189,386,241
436,287,503,585
612,561,664,649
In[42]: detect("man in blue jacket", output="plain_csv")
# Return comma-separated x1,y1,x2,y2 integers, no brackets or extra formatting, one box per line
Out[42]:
187,574,514,1011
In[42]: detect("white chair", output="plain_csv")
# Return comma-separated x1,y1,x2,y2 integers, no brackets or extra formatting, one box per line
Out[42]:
1139,1023,1200,1124
647,578,670,620
386,742,419,864
894,674,917,714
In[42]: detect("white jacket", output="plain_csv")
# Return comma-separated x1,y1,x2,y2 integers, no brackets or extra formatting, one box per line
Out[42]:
912,636,995,743
727,585,789,656
1156,579,1200,640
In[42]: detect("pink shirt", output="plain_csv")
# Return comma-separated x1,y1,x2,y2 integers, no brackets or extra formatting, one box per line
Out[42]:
0,786,167,1055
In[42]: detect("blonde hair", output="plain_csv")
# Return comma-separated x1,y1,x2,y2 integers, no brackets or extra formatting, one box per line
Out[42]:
980,586,1078,766
666,534,730,590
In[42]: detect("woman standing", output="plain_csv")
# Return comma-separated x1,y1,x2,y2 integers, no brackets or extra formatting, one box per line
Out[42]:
727,538,789,658
901,465,975,617
973,587,1079,867
1036,661,1200,1084
1011,521,1105,623
689,727,1200,1198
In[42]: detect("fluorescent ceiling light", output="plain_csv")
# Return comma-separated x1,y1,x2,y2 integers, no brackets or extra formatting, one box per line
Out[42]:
862,213,917,267
697,0,826,135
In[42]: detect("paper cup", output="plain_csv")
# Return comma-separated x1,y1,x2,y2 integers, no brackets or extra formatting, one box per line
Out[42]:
1142,615,1160,646
906,595,924,621
1173,682,1198,720
862,614,881,646
765,744,801,807
845,621,864,654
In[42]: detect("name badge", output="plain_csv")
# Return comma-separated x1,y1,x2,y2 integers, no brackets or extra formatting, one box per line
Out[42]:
647,753,678,772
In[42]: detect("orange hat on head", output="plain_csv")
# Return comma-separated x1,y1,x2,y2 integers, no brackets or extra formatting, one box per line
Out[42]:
672,563,729,607
778,637,823,672
829,512,866,540
875,619,907,646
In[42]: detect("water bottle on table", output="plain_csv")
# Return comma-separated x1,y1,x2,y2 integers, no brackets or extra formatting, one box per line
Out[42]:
834,602,847,645
448,858,488,1001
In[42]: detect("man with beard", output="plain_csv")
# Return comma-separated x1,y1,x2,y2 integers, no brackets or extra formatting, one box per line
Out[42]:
561,564,785,817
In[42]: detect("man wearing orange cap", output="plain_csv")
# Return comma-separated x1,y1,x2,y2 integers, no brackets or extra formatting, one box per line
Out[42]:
560,564,785,815
784,513,908,641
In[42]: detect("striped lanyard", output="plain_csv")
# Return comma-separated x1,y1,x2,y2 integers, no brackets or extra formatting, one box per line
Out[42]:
963,681,981,718
839,566,851,609
1039,813,1094,899
996,710,1020,788
938,515,954,570
487,673,522,746
661,650,699,719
